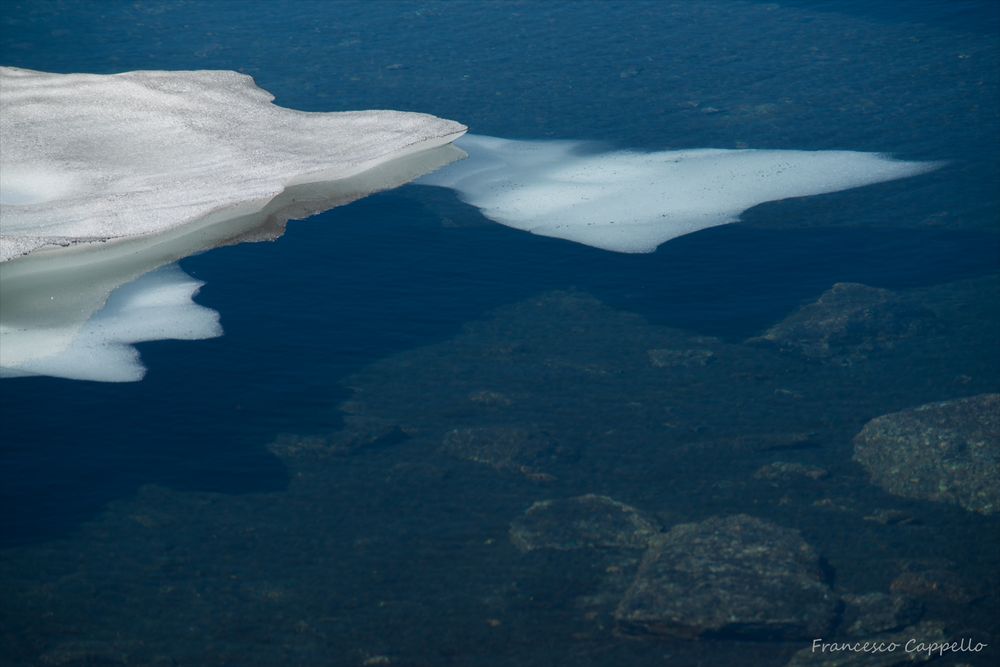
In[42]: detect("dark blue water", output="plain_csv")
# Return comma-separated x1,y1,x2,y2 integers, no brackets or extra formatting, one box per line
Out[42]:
2,2,998,666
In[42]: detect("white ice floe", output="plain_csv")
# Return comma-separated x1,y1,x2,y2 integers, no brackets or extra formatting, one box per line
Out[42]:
0,67,467,261
419,135,942,253
0,67,466,381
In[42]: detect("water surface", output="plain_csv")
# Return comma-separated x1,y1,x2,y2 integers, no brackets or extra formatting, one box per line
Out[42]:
1,2,998,665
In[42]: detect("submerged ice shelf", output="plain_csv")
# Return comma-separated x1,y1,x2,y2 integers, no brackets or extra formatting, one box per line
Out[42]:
0,67,467,381
2,264,222,382
0,67,941,383
420,135,942,253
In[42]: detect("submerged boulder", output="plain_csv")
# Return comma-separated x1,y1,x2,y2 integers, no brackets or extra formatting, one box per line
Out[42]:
889,568,979,605
853,394,1000,514
509,494,659,552
267,416,411,461
750,283,936,361
840,592,922,637
646,347,715,368
754,461,829,481
615,514,838,640
440,425,557,476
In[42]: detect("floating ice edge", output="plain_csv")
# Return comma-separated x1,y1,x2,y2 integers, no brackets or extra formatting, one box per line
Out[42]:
0,67,467,381
0,66,467,262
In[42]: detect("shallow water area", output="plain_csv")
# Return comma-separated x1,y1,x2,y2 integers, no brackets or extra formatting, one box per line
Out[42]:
1,1,999,666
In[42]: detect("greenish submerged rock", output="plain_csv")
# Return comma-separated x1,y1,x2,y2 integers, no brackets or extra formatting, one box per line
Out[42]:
614,514,838,640
509,494,660,552
853,394,1000,515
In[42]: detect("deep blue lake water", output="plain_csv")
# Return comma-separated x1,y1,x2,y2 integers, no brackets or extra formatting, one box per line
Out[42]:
1,2,998,666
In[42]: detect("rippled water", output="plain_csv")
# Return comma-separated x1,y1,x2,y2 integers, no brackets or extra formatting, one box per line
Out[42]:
1,1,998,665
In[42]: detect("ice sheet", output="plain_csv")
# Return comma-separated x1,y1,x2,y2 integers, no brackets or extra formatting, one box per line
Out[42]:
0,67,466,261
0,67,467,381
419,135,941,253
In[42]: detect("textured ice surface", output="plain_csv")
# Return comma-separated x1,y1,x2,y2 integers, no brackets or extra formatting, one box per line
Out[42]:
0,67,466,381
420,135,941,253
0,67,466,261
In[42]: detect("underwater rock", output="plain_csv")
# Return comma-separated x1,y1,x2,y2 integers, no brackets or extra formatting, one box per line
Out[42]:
889,568,978,605
614,514,838,640
326,417,412,455
509,494,660,552
841,593,923,637
785,621,946,667
754,461,830,481
862,509,918,526
853,394,1000,515
646,347,715,368
749,283,937,362
440,425,557,476
268,417,411,461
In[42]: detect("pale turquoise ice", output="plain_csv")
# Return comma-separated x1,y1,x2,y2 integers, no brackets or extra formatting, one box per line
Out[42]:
421,135,942,253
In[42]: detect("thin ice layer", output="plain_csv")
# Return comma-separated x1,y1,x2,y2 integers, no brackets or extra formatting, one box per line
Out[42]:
419,135,941,253
0,67,467,261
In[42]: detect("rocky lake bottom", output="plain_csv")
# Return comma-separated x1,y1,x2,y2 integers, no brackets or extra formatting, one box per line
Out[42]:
2,1,998,665
1,272,997,667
